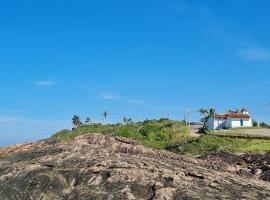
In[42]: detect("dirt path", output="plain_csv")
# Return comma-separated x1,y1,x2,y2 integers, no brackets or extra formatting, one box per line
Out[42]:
223,128,270,137
189,125,202,137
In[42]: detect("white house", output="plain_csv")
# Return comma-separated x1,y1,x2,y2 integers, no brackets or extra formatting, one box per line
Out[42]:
206,108,253,130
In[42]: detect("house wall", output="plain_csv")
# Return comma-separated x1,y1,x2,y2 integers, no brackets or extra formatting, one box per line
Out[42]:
242,118,253,127
225,118,252,128
207,117,253,130
206,117,214,130
224,119,231,128
206,117,225,130
214,119,225,130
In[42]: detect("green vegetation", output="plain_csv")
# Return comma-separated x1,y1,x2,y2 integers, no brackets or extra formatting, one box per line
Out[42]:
52,118,189,150
52,117,270,157
169,135,270,156
72,115,83,128
197,108,216,131
85,117,91,125
253,121,269,128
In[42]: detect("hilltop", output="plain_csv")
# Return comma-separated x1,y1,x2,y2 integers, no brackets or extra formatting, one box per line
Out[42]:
1,133,270,199
52,119,189,150
1,119,270,199
52,119,270,156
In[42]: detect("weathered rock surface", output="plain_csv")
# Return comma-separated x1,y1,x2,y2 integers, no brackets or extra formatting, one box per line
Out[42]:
1,134,270,200
199,152,270,182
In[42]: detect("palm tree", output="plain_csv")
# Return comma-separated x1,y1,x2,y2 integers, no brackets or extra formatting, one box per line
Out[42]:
103,111,108,124
123,117,133,124
127,118,133,124
85,117,91,125
72,115,82,128
198,108,215,116
123,116,128,124
198,108,208,117
198,108,215,128
209,108,216,115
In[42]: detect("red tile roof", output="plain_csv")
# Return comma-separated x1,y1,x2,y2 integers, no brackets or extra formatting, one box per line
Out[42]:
210,113,251,119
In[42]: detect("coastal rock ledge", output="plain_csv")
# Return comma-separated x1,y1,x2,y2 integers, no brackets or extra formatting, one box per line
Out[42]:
1,134,270,200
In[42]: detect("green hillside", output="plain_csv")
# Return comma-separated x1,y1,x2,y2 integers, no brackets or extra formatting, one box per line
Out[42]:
52,119,189,150
52,119,270,156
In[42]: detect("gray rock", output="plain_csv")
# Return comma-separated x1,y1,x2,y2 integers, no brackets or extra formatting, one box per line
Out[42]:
0,134,270,200
254,169,263,176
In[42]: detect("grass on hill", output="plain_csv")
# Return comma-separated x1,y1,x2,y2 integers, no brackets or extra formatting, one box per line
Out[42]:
169,135,270,156
52,119,270,156
52,119,189,150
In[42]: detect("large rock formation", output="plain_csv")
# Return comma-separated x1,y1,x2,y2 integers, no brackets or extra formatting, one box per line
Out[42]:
1,134,270,200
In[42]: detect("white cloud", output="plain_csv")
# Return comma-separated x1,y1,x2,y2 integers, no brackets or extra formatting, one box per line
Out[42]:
197,81,270,102
99,93,120,100
237,48,270,61
129,99,144,105
171,1,270,63
0,116,69,129
32,80,56,87
98,92,144,105
0,116,20,123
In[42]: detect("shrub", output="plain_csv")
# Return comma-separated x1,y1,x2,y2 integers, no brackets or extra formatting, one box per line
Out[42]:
260,122,269,128
159,129,171,141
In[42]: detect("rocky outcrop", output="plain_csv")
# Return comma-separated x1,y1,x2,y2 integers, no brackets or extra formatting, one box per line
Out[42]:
1,134,270,200
199,152,270,182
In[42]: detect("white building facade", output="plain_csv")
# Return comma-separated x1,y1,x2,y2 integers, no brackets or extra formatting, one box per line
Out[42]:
206,108,253,130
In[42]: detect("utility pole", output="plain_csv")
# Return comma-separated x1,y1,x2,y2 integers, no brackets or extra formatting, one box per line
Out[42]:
187,111,190,127
185,109,191,127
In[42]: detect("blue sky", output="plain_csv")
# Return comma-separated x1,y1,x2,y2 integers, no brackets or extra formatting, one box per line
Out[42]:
1,0,270,146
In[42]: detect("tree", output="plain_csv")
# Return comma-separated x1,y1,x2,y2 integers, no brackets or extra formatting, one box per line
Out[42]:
209,108,216,115
127,118,133,124
198,108,216,116
260,122,269,128
198,108,208,117
103,111,108,124
123,117,133,124
85,117,91,125
197,108,216,128
72,115,82,128
123,116,128,124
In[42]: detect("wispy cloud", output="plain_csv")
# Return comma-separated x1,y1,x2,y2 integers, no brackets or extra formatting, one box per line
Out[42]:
0,116,69,128
236,48,270,61
129,99,144,105
98,91,144,105
197,81,270,101
32,80,56,87
99,92,121,100
170,1,270,63
0,116,20,123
